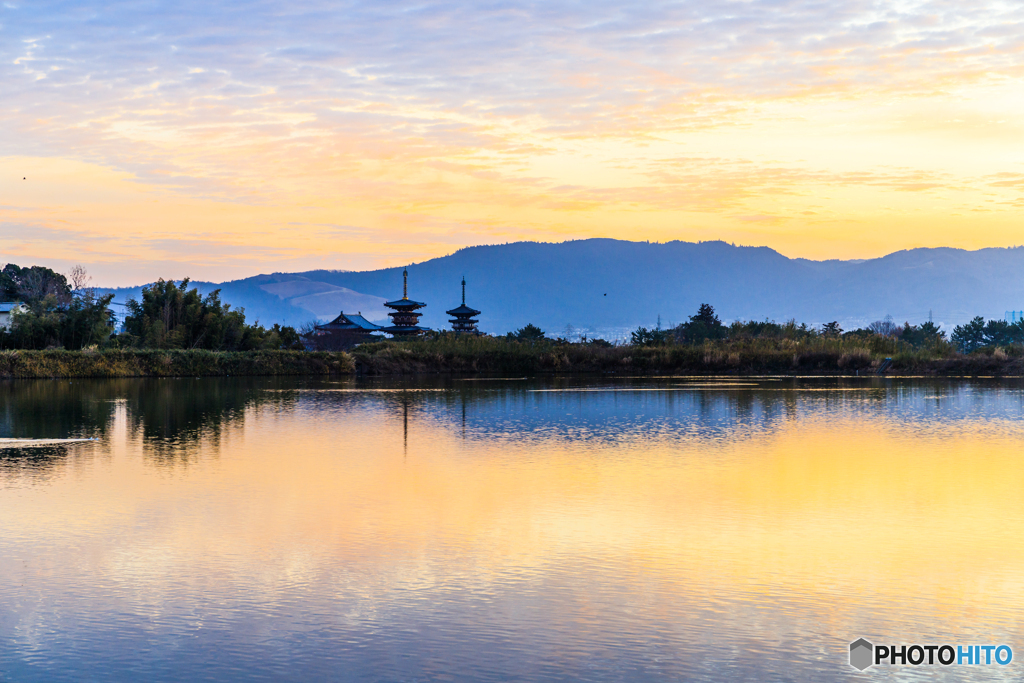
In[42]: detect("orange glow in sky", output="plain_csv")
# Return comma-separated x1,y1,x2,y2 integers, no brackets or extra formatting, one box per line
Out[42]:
3,2,1024,285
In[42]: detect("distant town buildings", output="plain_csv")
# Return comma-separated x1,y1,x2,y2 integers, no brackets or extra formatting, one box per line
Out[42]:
1006,311,1023,324
446,277,481,334
380,269,430,337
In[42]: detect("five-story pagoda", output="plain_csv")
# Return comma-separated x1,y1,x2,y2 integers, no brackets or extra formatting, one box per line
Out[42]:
446,277,481,334
381,268,430,337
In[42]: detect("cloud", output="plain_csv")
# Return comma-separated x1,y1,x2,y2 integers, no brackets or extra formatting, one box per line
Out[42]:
6,1,1024,153
3,0,1024,283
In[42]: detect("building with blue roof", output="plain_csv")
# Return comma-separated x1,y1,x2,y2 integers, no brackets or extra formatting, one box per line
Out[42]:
305,311,383,349
0,302,27,330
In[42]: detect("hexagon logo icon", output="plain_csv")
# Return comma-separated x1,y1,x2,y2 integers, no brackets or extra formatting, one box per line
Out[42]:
849,638,873,670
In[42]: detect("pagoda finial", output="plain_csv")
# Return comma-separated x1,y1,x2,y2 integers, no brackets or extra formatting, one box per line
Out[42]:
403,268,408,299
461,276,466,304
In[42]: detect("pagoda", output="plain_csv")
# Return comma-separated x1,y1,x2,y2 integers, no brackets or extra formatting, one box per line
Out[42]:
381,268,430,337
446,277,481,334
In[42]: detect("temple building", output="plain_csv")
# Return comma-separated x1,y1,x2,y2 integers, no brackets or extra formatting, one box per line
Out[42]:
381,268,430,337
446,277,481,334
303,311,382,350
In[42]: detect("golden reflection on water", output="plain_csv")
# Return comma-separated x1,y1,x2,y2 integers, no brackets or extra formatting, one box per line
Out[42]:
2,378,1024,680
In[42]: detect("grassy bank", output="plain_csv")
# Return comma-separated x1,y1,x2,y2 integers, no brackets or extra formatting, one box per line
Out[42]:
1,340,1021,378
0,349,355,378
351,336,1024,376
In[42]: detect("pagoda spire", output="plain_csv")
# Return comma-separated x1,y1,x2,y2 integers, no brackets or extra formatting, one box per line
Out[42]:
382,268,428,337
447,276,481,334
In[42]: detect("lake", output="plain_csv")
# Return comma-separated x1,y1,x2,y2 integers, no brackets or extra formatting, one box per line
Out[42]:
1,376,1023,681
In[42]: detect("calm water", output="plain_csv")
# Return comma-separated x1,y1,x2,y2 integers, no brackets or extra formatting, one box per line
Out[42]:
2,376,1024,681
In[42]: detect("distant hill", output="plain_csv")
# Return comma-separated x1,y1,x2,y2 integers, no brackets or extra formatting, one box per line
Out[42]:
98,240,1024,338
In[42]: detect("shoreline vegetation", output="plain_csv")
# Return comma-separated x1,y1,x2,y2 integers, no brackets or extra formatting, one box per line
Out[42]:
346,304,1024,378
350,335,1024,377
0,350,354,379
1,264,1023,378
1,341,1023,378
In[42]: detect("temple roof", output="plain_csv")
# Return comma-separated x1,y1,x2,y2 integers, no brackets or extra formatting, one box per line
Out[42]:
446,304,481,316
380,324,431,333
384,298,426,310
317,312,382,331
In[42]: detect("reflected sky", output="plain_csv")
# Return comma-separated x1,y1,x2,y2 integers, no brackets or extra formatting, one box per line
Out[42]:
1,376,1023,681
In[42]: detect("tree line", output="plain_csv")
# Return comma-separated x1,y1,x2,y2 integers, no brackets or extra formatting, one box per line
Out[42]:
507,304,1021,355
118,278,303,350
627,305,1022,353
0,264,113,350
0,264,304,351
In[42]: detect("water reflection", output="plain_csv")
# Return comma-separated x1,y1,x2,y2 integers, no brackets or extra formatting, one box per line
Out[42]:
0,377,298,475
2,376,1021,462
1,376,1023,682
293,376,1024,448
0,378,117,438
122,377,295,464
0,379,116,479
0,445,78,480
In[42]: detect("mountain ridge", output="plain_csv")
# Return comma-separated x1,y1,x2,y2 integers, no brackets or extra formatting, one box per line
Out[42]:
97,239,1024,337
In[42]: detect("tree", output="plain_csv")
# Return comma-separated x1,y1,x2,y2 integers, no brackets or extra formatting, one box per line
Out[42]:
899,321,946,348
918,321,946,344
951,316,986,353
122,278,261,350
120,279,305,350
630,326,668,346
0,263,71,305
0,265,113,350
729,319,786,339
690,303,721,328
0,264,111,349
67,264,92,293
843,327,875,341
867,315,899,337
60,289,116,349
821,321,843,338
510,323,546,342
1012,319,1024,344
268,323,305,350
674,303,726,343
983,319,1016,347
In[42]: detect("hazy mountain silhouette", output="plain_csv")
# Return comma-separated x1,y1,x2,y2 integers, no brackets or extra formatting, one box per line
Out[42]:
100,239,1024,337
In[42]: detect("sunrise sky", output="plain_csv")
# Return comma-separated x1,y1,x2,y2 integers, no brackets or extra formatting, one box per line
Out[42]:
3,0,1024,285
